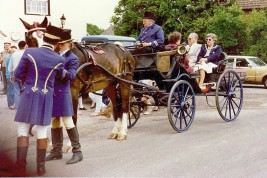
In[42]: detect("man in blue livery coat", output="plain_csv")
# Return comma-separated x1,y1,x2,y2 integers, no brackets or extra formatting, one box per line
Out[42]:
46,29,83,164
14,25,64,176
136,11,164,48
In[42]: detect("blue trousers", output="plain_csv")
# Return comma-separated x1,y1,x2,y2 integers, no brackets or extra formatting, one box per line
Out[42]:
6,79,14,107
13,80,22,109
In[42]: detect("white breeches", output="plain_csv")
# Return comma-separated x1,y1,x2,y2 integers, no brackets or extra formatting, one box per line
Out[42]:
51,116,75,129
17,122,48,139
89,90,106,112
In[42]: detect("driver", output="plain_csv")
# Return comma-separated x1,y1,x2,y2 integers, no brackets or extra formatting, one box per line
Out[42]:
136,11,164,49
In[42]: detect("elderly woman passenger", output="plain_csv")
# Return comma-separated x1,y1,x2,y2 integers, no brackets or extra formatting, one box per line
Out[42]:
196,33,222,92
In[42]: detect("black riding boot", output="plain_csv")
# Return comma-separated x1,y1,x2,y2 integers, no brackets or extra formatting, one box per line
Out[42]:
66,127,83,164
36,138,48,176
45,127,63,161
16,136,29,176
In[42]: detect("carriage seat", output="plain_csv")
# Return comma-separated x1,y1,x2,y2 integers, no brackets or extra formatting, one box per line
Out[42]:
212,52,228,73
156,50,177,72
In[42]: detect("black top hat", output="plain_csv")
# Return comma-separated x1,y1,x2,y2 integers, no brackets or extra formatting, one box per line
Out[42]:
59,29,74,43
44,25,63,41
144,12,155,21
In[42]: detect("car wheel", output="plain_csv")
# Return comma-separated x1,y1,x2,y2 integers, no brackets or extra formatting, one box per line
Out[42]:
263,77,267,88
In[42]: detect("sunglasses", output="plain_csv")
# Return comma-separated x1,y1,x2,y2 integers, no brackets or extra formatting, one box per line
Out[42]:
206,38,213,41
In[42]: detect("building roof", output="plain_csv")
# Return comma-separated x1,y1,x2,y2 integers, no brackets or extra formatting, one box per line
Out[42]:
236,0,267,10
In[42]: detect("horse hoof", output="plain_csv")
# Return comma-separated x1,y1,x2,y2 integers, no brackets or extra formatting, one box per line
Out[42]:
108,133,118,139
116,134,127,141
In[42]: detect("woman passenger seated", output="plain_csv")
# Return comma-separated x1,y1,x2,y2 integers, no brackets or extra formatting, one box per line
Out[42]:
195,33,222,92
165,31,181,50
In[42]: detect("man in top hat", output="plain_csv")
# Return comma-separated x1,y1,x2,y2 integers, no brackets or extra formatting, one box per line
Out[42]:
136,11,164,48
0,41,11,95
45,29,83,164
13,25,64,176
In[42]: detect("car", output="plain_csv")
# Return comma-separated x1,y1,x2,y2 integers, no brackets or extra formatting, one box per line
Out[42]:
227,55,267,88
81,35,136,47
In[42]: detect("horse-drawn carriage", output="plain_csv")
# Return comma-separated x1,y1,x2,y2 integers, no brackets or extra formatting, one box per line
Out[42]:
125,45,243,132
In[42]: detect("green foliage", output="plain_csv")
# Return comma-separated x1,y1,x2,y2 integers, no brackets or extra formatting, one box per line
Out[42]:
86,23,104,35
205,5,246,54
240,10,267,60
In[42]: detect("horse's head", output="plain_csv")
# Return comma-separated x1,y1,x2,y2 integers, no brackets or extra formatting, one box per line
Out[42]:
20,17,48,47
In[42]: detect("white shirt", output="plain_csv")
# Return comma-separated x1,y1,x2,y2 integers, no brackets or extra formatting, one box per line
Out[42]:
187,43,201,67
8,50,25,75
59,49,69,56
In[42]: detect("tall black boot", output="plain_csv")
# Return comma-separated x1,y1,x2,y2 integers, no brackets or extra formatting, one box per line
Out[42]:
16,136,29,176
66,127,83,164
45,127,63,161
36,138,48,176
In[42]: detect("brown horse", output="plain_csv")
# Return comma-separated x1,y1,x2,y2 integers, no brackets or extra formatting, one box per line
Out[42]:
20,17,135,140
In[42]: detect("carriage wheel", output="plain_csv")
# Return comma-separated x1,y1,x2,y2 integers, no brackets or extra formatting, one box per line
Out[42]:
127,96,142,128
167,80,196,132
216,70,243,122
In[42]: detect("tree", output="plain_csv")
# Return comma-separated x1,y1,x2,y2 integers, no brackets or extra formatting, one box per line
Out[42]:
240,9,267,60
204,4,247,54
86,23,104,35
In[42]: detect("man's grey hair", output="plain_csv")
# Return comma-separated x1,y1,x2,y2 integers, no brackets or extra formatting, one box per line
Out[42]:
189,32,198,40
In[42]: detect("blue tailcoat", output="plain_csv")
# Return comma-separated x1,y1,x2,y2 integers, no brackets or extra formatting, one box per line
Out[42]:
14,46,64,126
197,44,222,65
52,50,79,117
137,23,164,48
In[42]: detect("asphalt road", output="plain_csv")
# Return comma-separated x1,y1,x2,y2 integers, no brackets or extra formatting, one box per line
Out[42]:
0,84,267,177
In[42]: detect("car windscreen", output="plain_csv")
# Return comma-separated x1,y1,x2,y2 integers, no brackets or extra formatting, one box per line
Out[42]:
250,58,266,67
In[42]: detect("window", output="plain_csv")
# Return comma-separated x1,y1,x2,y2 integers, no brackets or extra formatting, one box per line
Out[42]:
24,0,50,16
236,59,249,67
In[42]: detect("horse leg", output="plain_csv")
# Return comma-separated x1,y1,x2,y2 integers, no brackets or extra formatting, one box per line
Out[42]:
106,85,121,139
116,83,131,141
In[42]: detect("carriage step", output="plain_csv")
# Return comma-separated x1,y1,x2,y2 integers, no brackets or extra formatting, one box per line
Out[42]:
162,79,177,83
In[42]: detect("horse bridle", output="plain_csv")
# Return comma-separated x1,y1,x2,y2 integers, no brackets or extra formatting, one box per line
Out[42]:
25,23,46,47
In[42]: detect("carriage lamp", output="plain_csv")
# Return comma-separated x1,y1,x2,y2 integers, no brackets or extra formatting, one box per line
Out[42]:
60,14,66,29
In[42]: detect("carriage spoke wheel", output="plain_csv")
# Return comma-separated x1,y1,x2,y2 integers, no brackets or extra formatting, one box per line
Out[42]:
127,96,142,128
167,80,196,132
216,70,243,122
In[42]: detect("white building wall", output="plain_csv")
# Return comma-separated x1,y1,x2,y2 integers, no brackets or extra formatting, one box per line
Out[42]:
0,0,89,50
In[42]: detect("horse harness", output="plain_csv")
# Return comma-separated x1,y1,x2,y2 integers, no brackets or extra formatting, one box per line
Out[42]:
74,42,134,94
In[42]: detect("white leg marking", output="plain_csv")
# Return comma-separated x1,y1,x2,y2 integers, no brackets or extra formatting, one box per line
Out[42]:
111,119,121,134
119,113,128,135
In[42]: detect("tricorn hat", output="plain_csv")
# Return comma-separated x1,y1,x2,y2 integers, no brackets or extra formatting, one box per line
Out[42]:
44,25,62,41
59,29,74,43
144,11,155,21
